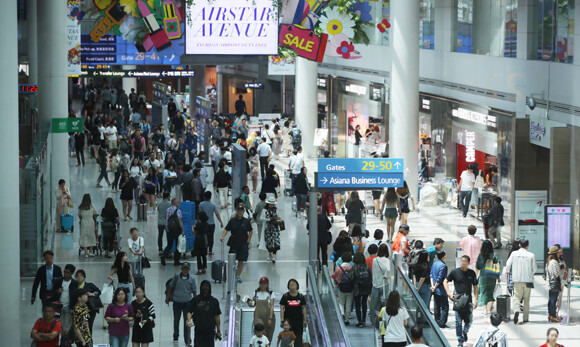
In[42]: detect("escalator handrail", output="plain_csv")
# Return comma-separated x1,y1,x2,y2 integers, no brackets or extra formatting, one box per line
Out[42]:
393,260,451,347
224,263,238,347
308,265,333,346
321,265,353,347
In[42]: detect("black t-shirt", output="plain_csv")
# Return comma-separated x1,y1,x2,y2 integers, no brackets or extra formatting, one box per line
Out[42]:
188,295,221,331
279,292,306,323
446,268,478,300
225,217,252,247
354,130,362,145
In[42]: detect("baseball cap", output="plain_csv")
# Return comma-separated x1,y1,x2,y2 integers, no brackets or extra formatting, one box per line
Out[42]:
180,262,191,269
400,224,410,231
259,277,269,284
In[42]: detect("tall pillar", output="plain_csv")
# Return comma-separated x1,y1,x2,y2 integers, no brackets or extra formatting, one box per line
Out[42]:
27,0,38,84
434,0,457,52
217,71,224,114
0,0,21,345
517,0,539,60
389,0,420,200
294,57,318,158
37,0,70,187
122,64,138,96
189,65,206,115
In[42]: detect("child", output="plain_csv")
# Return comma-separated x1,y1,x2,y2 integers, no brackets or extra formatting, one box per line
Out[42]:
277,320,296,347
250,323,270,347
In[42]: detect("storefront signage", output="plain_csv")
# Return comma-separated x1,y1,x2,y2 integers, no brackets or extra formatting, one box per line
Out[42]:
319,158,404,174
19,84,38,94
244,82,264,89
421,98,431,111
529,121,545,141
318,172,404,189
185,0,279,55
80,70,196,78
546,205,572,249
267,56,295,75
278,25,327,62
345,84,367,96
464,131,476,162
529,116,564,149
452,108,496,128
51,118,83,133
317,78,327,89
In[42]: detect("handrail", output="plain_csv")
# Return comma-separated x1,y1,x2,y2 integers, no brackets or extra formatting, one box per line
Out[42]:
307,265,332,346
223,255,238,347
321,265,352,347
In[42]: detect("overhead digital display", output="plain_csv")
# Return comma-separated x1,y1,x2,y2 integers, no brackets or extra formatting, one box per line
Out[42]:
185,0,279,55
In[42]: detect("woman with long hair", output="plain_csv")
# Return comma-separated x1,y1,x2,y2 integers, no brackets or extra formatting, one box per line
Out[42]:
129,157,142,202
379,291,409,347
101,198,120,258
381,188,400,241
396,181,415,225
108,252,135,300
119,169,137,221
475,240,499,314
55,179,72,232
264,197,282,263
78,194,98,257
104,287,134,347
143,167,158,211
411,249,431,307
546,245,565,323
131,286,155,346
332,230,353,261
345,191,365,233
249,147,260,192
69,269,102,335
247,277,276,343
352,252,372,327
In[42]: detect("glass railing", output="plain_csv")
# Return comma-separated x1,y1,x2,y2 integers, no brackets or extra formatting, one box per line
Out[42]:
320,266,353,347
223,254,238,347
307,265,332,346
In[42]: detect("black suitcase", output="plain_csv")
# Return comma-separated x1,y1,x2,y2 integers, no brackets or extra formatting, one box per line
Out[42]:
137,203,147,221
211,243,227,283
134,274,145,291
496,294,511,321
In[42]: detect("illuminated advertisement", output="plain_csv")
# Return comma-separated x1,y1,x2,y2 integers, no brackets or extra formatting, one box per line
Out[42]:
185,0,279,55
67,0,82,76
80,0,185,65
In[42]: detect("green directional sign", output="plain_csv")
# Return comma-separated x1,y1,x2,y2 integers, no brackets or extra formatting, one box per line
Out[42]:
51,118,84,133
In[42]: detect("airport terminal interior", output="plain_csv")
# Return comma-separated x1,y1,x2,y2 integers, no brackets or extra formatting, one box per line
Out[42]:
3,0,580,346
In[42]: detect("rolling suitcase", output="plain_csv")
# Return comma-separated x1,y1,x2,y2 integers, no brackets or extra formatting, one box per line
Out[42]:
496,294,511,321
61,214,74,232
211,243,227,283
137,203,147,221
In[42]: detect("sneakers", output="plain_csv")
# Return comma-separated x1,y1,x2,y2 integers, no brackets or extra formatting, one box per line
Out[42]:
514,311,520,324
463,332,468,343
161,257,166,266
237,276,242,283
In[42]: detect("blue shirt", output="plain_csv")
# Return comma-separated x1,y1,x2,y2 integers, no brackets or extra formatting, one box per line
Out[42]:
427,245,437,267
166,206,183,228
46,265,54,291
199,201,218,225
430,259,448,296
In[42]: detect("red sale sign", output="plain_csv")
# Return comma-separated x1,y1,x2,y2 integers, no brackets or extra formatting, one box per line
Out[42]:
279,25,327,62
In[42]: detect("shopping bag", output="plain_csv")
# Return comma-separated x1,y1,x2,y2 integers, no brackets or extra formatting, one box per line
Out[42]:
484,259,501,279
302,324,311,346
101,282,114,305
258,230,267,251
178,235,186,253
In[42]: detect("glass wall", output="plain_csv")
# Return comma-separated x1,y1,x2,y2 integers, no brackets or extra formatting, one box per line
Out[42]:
420,0,435,49
457,0,518,57
537,0,575,63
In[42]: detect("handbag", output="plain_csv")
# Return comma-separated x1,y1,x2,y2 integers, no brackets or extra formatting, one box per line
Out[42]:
101,282,115,305
549,274,562,292
453,293,469,312
483,258,501,279
87,295,103,311
141,256,151,269
278,220,286,231
177,235,186,253
326,231,332,245
258,230,267,251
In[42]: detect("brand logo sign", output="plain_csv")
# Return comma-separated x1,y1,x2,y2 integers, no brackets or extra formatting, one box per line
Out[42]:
185,0,279,55
464,131,476,162
452,108,497,128
279,25,327,62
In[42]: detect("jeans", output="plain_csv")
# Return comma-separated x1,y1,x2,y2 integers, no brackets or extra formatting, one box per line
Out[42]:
296,194,307,212
337,290,354,321
102,230,115,252
458,191,472,217
157,225,165,252
163,231,181,264
548,290,560,317
207,223,216,253
109,334,130,347
97,165,110,184
354,294,369,324
129,259,142,276
433,294,449,326
455,302,473,345
112,171,121,189
370,285,387,324
76,147,85,165
418,283,432,309
173,301,191,344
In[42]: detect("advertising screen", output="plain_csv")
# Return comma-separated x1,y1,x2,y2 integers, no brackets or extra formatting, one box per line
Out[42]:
185,0,279,55
546,205,572,248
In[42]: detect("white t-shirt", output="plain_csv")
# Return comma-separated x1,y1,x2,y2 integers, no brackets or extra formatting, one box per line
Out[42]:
145,159,160,171
372,256,391,288
254,291,275,302
130,165,142,178
60,279,72,308
257,142,271,157
249,335,270,347
380,307,409,342
406,344,429,347
106,126,118,141
291,153,304,174
459,170,476,191
98,126,106,140
128,236,144,261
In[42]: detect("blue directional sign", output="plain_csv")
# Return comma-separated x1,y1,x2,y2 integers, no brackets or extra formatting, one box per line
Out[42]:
319,158,404,174
318,172,404,189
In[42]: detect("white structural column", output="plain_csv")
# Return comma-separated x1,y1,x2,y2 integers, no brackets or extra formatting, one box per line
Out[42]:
37,0,70,186
389,0,420,200
0,0,21,345
434,0,457,52
27,0,38,83
294,57,318,158
216,71,224,114
122,65,138,95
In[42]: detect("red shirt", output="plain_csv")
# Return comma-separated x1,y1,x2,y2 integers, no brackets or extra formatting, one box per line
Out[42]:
366,255,377,274
32,318,61,347
539,344,564,347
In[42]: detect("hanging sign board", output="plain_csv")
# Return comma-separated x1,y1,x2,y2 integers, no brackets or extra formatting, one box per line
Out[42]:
279,25,327,62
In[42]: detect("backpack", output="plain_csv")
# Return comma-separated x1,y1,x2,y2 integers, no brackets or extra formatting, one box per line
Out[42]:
185,119,194,132
353,239,364,253
406,249,427,268
400,197,409,211
165,275,177,302
167,209,180,233
338,265,354,293
356,266,373,294
134,137,143,151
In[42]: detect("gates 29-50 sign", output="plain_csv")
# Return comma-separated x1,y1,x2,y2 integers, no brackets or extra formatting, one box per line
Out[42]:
279,25,327,62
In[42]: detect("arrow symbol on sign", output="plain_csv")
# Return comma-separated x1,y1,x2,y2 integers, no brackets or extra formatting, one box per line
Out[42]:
394,162,402,169
321,177,328,184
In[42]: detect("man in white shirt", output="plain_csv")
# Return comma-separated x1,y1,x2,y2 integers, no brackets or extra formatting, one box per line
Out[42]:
106,123,118,150
97,121,106,145
457,164,475,217
144,152,161,174
59,264,76,334
262,124,275,145
504,239,536,324
288,147,304,195
256,137,271,180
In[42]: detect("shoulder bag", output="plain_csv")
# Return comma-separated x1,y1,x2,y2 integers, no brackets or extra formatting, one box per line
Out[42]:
483,258,501,279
